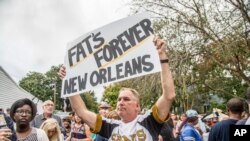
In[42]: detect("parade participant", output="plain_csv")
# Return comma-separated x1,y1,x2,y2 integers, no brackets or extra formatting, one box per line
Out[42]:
59,36,176,140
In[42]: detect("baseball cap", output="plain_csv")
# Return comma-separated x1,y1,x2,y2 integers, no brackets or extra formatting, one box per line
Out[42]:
186,109,198,118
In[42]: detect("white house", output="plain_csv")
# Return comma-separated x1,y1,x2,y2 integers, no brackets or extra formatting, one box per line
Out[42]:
0,66,43,114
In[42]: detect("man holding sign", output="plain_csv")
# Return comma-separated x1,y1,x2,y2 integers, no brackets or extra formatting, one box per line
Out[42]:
59,35,175,140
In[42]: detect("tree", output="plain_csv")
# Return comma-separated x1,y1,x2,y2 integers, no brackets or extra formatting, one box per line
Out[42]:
19,65,98,111
81,91,98,113
44,65,62,110
19,72,48,101
102,84,122,109
130,0,250,111
102,74,162,110
117,74,162,110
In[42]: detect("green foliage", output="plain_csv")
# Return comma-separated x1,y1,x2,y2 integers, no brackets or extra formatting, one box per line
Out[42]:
19,72,49,101
210,101,226,111
102,74,162,110
118,74,162,109
130,0,250,112
19,65,98,111
102,84,122,109
81,91,98,113
44,65,62,110
18,0,250,114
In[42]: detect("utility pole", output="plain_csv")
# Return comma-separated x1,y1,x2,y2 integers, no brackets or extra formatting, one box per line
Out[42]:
53,82,57,106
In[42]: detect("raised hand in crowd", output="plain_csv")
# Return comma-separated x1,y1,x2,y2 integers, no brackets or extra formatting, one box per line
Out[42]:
0,128,12,141
58,36,175,141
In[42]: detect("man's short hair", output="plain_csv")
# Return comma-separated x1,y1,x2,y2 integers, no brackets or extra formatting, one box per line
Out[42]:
99,101,111,109
10,98,37,122
42,100,54,107
119,87,140,103
227,97,244,114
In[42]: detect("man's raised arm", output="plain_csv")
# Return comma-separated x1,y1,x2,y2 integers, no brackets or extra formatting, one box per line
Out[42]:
58,66,97,129
154,37,176,120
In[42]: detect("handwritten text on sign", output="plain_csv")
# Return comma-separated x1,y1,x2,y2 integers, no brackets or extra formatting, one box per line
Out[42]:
61,13,161,97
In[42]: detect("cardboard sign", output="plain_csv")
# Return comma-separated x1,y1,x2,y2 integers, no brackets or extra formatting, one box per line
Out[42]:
61,12,161,97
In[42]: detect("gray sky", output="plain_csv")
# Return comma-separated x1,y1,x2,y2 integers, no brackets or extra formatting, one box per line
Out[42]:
0,0,132,83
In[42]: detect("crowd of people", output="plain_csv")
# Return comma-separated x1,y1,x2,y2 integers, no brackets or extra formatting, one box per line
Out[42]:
0,37,250,141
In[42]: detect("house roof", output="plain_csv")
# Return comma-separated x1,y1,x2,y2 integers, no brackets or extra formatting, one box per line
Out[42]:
0,66,43,114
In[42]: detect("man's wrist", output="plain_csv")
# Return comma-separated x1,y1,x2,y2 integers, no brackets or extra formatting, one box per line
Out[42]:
160,59,169,63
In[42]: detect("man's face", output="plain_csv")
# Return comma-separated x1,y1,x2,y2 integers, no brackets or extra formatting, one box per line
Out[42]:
99,107,110,116
116,90,139,121
43,101,54,115
14,105,32,125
